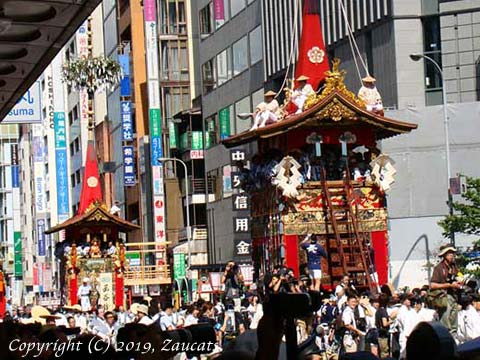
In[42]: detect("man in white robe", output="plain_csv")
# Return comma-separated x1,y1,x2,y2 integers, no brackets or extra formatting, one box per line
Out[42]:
358,75,384,115
251,90,280,130
77,278,92,312
291,75,315,113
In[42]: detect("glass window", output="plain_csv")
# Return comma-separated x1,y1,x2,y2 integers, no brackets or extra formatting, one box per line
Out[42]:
202,58,216,94
249,26,263,65
164,87,190,120
232,36,248,76
214,0,230,29
199,3,213,38
216,48,232,86
251,88,264,110
206,115,218,146
230,0,246,18
234,96,251,134
161,40,188,81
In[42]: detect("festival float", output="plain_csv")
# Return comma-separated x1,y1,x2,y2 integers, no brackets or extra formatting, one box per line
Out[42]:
222,1,417,292
46,141,171,309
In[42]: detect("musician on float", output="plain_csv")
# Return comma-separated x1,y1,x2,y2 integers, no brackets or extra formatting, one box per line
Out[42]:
291,75,315,113
251,90,281,130
357,75,384,115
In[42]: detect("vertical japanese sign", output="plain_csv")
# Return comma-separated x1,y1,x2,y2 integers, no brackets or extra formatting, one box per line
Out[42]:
52,54,69,224
14,232,22,277
123,146,136,186
214,0,225,28
10,144,19,188
118,54,131,97
37,219,46,257
121,101,133,141
169,121,178,149
99,273,114,311
230,149,252,262
219,107,230,140
173,253,186,281
54,112,70,218
144,0,167,265
76,22,89,161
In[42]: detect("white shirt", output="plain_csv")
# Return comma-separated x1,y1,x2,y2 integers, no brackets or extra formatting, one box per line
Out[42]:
184,314,198,327
138,315,153,326
335,285,347,310
460,305,480,342
159,312,175,331
293,84,315,98
342,306,356,330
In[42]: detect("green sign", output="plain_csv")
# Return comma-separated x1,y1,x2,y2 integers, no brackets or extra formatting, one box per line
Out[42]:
169,121,178,149
191,132,202,150
219,107,230,140
180,133,188,150
173,253,186,280
14,231,22,277
125,252,140,266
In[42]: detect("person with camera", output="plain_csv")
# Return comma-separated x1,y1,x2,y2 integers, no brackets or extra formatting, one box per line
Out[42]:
429,245,462,335
221,261,244,305
336,275,356,311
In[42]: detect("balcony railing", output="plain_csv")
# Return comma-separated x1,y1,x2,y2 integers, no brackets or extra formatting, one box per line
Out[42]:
182,176,216,195
124,265,171,286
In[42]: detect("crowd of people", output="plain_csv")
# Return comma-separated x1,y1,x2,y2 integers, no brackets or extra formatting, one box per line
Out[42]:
2,244,480,359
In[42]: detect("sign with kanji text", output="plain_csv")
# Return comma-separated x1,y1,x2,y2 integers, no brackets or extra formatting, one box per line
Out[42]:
121,101,133,141
173,253,186,281
190,150,204,159
233,217,250,233
123,146,136,186
99,273,114,311
232,194,249,211
231,172,242,189
230,149,246,163
234,239,252,256
219,107,230,140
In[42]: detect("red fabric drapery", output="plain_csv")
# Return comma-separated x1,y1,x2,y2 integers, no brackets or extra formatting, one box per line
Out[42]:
294,0,330,90
284,235,300,277
77,141,103,215
69,276,78,306
371,231,389,285
115,273,124,308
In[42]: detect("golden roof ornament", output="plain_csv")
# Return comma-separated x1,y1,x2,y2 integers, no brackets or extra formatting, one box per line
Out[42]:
304,58,365,110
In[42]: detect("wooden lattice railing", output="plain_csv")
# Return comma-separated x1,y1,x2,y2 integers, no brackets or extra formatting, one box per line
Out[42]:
123,265,171,285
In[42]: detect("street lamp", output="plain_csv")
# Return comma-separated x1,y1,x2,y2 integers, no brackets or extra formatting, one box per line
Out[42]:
157,157,192,273
410,53,454,246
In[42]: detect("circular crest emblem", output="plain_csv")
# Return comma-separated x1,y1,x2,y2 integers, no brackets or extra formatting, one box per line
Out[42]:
307,46,325,64
87,176,98,188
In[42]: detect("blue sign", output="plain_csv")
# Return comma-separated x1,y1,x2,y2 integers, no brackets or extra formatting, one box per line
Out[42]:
37,219,46,256
123,146,136,186
120,76,131,97
11,166,19,188
55,150,69,215
33,137,45,162
3,81,42,124
151,137,163,165
118,54,130,76
54,111,69,216
121,101,134,141
54,112,67,148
